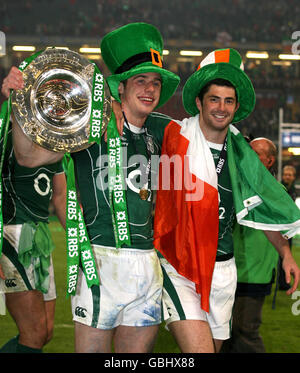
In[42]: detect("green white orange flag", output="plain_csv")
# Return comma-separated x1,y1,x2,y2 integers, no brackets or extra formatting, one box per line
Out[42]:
228,124,300,237
154,116,219,313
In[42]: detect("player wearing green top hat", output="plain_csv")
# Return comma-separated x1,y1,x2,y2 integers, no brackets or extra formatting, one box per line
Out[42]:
153,47,300,353
69,22,180,353
1,22,180,353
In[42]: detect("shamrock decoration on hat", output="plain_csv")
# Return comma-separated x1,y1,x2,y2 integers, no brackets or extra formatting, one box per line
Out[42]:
182,48,256,123
101,22,180,108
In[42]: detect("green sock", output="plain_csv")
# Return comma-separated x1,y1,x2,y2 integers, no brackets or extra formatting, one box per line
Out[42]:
0,335,42,353
16,343,42,353
0,335,19,353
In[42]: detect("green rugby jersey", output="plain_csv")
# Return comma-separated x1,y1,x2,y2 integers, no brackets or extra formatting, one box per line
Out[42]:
72,112,171,250
2,128,64,224
209,142,235,257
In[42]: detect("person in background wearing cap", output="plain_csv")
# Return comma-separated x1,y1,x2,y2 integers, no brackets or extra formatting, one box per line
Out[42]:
153,48,300,353
1,22,180,353
222,137,280,353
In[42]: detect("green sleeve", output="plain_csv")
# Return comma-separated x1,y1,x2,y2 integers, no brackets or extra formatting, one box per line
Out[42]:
144,111,173,147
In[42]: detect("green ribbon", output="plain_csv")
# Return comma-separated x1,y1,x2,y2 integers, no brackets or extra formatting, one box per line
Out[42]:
65,153,80,296
18,221,54,294
107,113,131,248
17,49,44,72
78,207,99,287
65,153,100,297
89,64,105,144
64,61,105,296
0,99,10,258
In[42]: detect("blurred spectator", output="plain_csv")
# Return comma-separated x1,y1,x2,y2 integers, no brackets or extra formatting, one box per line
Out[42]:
278,165,297,290
282,165,297,201
2,0,300,178
1,0,300,43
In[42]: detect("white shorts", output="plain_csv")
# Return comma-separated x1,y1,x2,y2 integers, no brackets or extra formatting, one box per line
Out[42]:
0,225,56,302
71,245,163,329
160,257,237,340
0,293,6,315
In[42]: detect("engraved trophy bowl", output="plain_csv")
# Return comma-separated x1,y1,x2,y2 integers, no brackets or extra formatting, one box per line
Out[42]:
11,48,111,152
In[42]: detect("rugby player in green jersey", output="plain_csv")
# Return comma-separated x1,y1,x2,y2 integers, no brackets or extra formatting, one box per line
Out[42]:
0,71,66,352
1,23,180,353
153,48,300,353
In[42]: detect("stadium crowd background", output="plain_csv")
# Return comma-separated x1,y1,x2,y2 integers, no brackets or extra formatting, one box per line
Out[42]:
0,0,299,187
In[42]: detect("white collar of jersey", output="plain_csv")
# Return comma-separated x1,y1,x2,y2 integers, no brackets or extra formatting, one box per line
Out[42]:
124,121,145,134
207,141,223,151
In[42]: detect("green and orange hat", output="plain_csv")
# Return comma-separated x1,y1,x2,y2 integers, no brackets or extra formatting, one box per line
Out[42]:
182,48,256,123
100,22,180,108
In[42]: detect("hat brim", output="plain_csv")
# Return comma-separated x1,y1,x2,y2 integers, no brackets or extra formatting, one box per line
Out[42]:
182,63,255,123
106,62,180,108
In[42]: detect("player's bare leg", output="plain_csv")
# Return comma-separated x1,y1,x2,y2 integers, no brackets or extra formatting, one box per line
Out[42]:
213,339,223,353
5,290,51,349
44,299,56,344
168,320,215,353
113,325,159,353
74,321,114,352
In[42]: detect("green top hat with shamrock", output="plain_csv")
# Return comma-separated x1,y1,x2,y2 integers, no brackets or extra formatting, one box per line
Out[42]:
100,22,180,108
182,48,255,123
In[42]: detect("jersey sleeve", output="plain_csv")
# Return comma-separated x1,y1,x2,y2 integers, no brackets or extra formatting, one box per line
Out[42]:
144,111,173,148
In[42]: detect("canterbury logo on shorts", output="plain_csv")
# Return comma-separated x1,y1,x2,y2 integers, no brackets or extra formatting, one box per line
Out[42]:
5,279,17,288
74,306,87,318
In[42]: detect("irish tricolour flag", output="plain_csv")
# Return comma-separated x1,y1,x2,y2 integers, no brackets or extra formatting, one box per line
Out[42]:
154,115,220,313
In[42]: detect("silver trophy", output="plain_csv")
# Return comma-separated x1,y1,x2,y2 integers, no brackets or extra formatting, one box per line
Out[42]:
11,48,111,152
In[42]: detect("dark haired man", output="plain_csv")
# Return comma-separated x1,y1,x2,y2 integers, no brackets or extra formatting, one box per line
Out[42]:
154,48,300,353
